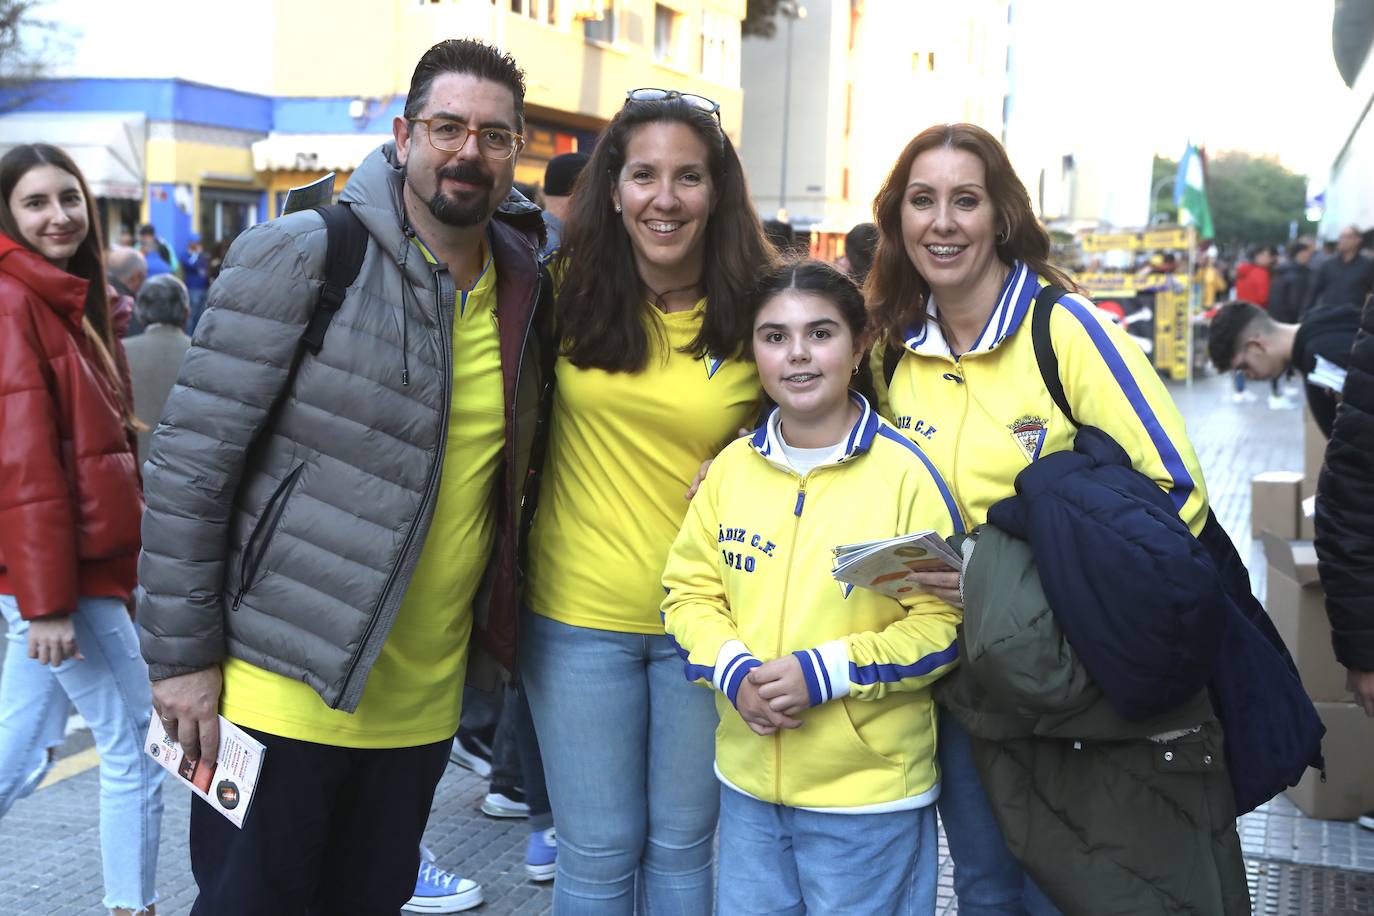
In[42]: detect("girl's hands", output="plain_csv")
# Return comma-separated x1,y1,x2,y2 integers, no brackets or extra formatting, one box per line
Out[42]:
751,656,810,718
27,616,82,667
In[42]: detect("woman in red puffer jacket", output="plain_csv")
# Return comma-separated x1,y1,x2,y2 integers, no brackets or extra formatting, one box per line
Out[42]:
0,143,163,916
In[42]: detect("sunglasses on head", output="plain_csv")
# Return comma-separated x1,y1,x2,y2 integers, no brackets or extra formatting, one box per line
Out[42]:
625,88,721,120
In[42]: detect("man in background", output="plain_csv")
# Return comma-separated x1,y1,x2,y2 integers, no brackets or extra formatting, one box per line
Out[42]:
538,150,587,259
124,274,192,464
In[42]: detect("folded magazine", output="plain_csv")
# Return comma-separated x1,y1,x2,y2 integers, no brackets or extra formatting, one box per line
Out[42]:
145,714,265,828
832,531,962,599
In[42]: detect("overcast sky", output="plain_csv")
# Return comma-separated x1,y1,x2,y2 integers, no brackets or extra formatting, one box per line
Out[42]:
1014,0,1351,179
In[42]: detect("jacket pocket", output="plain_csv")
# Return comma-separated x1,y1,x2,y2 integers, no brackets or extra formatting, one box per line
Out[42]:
233,462,305,610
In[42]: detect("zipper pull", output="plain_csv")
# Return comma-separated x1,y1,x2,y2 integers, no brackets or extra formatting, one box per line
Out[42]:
794,480,807,516
231,588,245,612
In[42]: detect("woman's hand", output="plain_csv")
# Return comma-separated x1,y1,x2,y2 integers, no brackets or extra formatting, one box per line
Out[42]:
27,616,82,667
685,427,753,500
905,567,963,607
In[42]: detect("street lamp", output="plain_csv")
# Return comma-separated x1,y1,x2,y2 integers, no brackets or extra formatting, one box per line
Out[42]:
1150,175,1175,225
776,1,806,223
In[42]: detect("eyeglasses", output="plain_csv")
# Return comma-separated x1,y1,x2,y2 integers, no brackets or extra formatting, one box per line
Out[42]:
410,118,524,160
625,88,721,120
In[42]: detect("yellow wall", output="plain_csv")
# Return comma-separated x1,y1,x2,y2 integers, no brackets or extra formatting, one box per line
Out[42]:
270,0,744,139
145,138,258,186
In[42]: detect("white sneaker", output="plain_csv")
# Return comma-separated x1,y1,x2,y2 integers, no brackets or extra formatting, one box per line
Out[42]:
1268,394,1297,410
480,789,530,818
448,734,492,778
1358,813,1374,831
1231,390,1258,403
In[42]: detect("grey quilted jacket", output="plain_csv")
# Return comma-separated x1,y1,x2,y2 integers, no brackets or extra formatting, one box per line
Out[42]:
137,143,550,712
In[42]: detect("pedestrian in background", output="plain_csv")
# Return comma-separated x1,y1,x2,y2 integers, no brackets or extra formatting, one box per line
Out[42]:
520,88,775,913
539,150,589,260
866,122,1247,914
182,233,210,333
0,142,165,916
1306,224,1374,313
124,273,192,464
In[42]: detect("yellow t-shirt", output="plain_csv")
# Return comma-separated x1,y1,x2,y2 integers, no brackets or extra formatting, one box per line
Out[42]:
221,241,504,748
526,300,762,633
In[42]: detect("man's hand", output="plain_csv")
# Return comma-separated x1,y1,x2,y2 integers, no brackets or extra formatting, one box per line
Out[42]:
27,616,82,667
736,676,802,736
152,668,224,768
752,655,811,718
1348,669,1374,718
685,427,752,500
901,568,967,604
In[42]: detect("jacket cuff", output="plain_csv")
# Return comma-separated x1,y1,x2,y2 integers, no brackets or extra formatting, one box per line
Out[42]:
147,662,218,682
793,641,851,706
713,640,761,708
1332,626,1374,673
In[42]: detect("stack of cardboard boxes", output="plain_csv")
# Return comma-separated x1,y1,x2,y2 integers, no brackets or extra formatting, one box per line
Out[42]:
1254,404,1374,820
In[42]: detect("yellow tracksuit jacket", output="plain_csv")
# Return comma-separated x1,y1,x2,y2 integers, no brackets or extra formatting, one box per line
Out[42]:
874,260,1209,535
661,397,963,813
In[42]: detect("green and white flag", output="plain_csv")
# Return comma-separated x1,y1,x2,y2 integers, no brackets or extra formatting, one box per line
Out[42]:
1173,142,1214,239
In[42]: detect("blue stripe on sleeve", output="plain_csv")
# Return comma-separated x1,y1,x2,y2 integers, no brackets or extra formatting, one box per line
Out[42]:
849,639,960,687
876,427,966,535
811,648,833,701
1056,295,1194,511
793,650,823,706
724,657,762,706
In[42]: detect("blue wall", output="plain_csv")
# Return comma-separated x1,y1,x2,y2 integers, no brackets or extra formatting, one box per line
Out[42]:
2,79,274,133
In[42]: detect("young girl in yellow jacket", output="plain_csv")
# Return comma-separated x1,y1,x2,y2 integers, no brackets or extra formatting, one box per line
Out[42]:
662,260,962,914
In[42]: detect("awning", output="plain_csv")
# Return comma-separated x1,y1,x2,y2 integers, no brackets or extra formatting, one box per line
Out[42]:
0,112,147,200
252,133,389,173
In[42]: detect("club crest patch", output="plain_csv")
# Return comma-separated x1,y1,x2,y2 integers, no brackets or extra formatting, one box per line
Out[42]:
704,355,725,379
1009,414,1049,461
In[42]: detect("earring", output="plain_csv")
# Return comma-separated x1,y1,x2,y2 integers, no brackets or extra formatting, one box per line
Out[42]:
996,228,1008,244
614,203,622,214
852,363,861,376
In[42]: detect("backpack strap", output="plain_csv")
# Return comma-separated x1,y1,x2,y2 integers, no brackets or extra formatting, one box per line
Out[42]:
302,204,368,355
1031,283,1078,428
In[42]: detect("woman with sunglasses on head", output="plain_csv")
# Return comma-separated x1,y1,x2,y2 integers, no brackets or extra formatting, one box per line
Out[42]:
0,143,164,916
867,124,1246,914
519,88,775,913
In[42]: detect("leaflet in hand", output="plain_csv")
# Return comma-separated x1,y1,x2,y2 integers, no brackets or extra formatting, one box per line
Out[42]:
1308,354,1348,394
832,531,962,598
145,714,265,828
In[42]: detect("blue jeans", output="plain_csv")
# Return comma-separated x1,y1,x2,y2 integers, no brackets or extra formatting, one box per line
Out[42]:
520,610,718,915
936,708,1060,915
718,785,937,915
0,595,165,911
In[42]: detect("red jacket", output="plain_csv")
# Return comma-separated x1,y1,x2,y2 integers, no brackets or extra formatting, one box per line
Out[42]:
1234,263,1271,308
0,233,142,619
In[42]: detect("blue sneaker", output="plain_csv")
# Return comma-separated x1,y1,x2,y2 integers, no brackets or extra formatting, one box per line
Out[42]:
403,848,483,913
526,827,556,882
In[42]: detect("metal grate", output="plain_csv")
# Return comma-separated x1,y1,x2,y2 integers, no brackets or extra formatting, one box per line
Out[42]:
1247,858,1374,914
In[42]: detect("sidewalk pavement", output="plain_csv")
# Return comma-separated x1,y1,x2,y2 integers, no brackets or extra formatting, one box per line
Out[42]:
1,372,1371,915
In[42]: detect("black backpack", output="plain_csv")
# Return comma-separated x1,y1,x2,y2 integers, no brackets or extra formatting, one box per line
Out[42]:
300,204,369,356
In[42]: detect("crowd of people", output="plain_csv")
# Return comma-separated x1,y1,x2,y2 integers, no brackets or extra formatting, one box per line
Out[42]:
0,35,1370,916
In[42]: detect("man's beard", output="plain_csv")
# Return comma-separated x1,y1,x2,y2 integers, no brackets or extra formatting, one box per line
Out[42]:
422,163,496,227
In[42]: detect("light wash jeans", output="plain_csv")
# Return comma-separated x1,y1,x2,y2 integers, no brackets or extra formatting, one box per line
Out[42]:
718,785,938,915
520,610,718,915
0,595,164,911
936,708,1060,916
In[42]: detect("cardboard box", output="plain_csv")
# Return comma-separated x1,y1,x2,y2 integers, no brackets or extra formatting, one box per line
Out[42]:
1262,531,1349,703
1251,471,1303,539
1285,701,1374,821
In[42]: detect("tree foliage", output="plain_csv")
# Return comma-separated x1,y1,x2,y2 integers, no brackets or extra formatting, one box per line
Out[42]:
743,0,782,38
1152,151,1317,247
0,0,65,113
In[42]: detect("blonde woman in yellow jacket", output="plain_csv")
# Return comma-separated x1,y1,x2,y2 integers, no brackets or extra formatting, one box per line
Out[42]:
663,260,962,914
866,124,1213,916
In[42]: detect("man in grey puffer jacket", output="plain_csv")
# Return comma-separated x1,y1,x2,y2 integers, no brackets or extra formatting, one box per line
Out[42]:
138,39,550,914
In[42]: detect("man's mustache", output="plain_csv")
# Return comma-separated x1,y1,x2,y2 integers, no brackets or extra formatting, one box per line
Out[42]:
437,164,493,189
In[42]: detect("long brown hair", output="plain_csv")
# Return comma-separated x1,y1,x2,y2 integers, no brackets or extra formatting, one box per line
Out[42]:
556,98,777,372
1,143,134,428
865,123,1075,346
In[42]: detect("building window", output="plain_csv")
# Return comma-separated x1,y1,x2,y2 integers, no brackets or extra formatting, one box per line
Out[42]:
699,10,740,84
509,0,556,19
911,51,935,73
583,0,616,43
654,5,685,66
